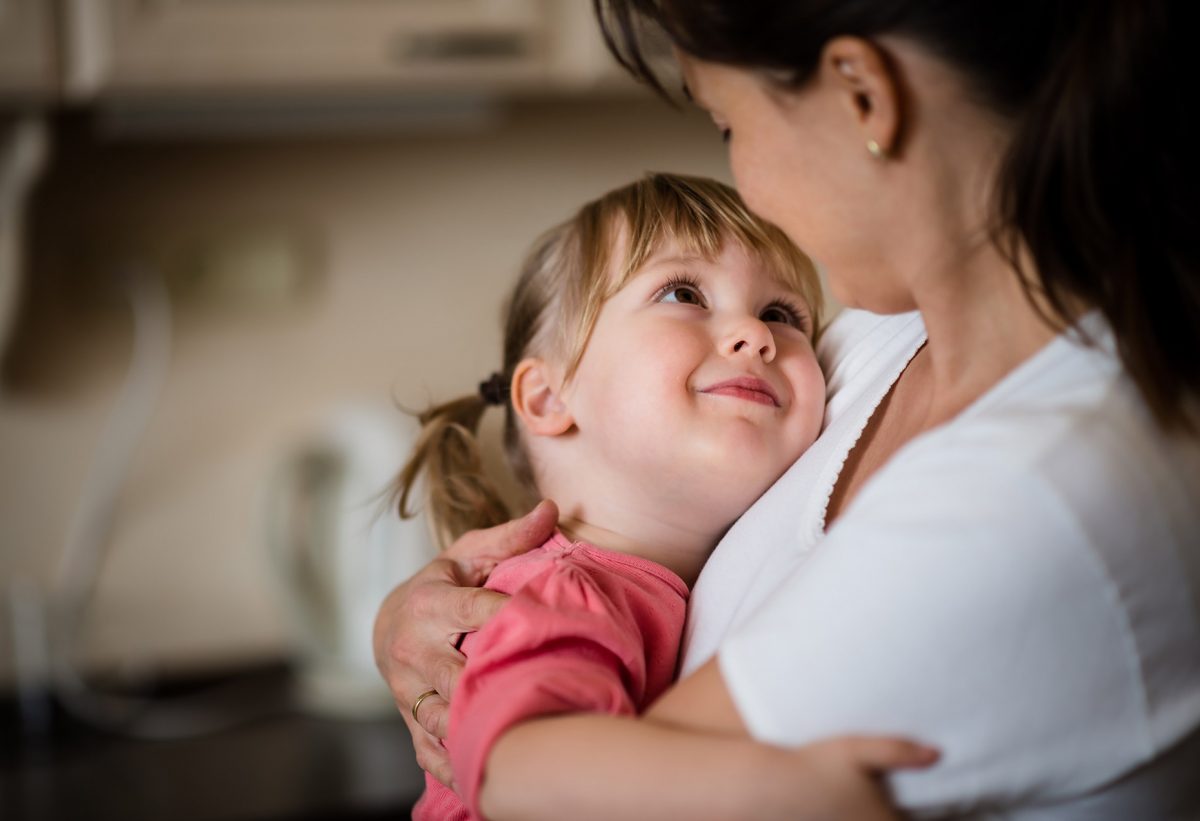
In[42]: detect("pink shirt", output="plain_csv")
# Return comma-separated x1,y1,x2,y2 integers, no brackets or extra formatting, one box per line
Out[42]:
413,531,689,820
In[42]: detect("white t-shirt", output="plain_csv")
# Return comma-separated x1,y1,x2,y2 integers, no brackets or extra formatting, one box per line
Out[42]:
683,309,1200,819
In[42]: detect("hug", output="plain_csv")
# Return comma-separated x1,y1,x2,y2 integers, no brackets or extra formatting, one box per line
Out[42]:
376,2,1199,819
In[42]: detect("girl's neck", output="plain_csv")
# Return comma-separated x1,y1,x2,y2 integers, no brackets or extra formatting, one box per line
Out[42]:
555,513,719,589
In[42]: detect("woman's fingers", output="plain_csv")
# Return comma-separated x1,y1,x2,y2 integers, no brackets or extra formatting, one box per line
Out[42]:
413,728,456,789
412,691,450,739
375,502,556,698
444,585,513,636
836,736,940,773
375,564,504,698
373,502,558,779
401,586,509,702
448,499,559,582
373,571,436,694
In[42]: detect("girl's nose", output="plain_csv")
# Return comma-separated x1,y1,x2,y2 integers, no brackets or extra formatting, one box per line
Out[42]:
725,317,776,363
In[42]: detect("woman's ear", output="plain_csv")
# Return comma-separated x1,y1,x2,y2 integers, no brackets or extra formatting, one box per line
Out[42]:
511,357,574,437
821,35,902,158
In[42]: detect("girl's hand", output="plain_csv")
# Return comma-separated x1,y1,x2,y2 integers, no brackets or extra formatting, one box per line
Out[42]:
764,735,939,821
372,499,558,787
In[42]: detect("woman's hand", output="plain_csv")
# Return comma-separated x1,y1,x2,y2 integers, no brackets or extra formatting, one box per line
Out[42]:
372,499,558,786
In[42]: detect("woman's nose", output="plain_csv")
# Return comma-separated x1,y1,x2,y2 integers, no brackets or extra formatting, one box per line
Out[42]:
725,317,776,363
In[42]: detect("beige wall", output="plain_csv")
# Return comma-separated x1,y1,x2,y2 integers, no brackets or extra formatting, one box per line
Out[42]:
0,97,734,681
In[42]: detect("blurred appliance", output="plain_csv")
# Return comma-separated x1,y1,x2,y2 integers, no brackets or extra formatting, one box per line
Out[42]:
266,404,437,718
0,117,47,368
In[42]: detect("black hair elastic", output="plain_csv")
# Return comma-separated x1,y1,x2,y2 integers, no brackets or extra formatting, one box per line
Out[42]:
478,372,508,406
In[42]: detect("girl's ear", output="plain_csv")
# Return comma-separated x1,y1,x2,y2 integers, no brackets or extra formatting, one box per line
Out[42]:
821,35,902,158
511,357,574,437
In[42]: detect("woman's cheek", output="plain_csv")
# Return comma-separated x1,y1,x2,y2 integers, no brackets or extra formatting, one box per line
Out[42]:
730,148,789,237
727,143,762,214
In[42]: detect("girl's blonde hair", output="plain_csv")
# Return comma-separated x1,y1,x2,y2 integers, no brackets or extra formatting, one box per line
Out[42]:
395,172,822,548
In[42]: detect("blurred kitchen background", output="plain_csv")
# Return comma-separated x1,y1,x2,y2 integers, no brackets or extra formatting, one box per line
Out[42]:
0,1,734,818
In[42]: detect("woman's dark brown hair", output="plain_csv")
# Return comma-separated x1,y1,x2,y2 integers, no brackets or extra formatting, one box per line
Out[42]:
595,0,1197,432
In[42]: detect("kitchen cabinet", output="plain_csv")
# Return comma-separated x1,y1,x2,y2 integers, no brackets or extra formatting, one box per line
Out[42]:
63,0,626,98
0,0,58,101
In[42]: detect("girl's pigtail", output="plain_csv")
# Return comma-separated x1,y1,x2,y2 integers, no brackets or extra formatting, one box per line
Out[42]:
394,393,510,550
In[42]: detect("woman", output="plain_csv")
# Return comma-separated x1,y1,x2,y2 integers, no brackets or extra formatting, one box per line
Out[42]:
375,1,1199,817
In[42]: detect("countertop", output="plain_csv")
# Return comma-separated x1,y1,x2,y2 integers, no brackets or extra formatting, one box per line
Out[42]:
1,662,425,821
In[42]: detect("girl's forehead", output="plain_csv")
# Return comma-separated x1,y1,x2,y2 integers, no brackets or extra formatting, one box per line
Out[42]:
626,237,800,292
626,235,726,275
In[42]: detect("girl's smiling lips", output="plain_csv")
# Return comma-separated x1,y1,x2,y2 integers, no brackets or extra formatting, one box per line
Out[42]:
698,376,781,407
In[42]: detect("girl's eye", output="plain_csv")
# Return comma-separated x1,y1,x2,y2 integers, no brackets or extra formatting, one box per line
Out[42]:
656,279,706,308
720,128,732,144
760,301,807,332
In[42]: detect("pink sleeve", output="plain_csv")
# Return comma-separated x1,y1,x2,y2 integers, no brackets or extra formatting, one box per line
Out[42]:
448,560,655,817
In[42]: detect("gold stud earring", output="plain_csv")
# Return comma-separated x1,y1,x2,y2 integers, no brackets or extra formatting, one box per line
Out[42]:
866,138,887,160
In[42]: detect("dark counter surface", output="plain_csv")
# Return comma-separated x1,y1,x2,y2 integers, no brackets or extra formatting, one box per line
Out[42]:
1,662,425,821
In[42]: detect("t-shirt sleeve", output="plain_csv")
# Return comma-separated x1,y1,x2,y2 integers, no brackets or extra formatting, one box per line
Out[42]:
449,560,654,817
718,446,1151,816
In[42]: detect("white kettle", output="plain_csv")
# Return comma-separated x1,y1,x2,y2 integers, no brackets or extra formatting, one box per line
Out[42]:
265,404,437,718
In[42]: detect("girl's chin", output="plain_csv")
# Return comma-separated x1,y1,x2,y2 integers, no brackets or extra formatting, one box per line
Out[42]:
680,465,786,517
695,429,803,473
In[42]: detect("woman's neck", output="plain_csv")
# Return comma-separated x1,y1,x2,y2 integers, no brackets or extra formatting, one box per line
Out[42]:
910,240,1062,428
825,250,1063,529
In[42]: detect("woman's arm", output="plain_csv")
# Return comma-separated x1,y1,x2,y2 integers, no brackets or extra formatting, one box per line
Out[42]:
701,446,1173,814
481,660,936,821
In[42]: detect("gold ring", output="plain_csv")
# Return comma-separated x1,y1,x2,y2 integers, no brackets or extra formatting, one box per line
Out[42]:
411,688,439,723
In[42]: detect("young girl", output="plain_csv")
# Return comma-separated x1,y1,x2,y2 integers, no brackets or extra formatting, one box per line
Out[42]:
395,173,930,819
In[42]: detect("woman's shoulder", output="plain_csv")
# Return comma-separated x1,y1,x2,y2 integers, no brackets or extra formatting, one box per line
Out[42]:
723,397,1200,810
837,332,1200,766
890,317,1200,537
862,322,1200,576
719,325,1198,814
820,311,1198,597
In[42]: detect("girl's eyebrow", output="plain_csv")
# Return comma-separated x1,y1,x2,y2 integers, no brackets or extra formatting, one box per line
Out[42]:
641,252,707,271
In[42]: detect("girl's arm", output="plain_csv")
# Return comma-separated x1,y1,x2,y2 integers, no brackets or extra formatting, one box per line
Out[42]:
482,660,936,821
